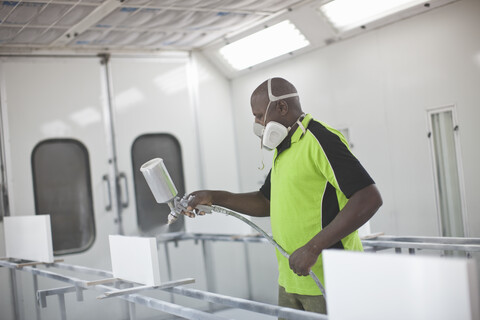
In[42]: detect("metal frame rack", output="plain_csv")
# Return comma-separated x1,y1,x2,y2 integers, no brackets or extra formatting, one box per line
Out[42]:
1,233,479,320
362,235,480,255
0,258,327,320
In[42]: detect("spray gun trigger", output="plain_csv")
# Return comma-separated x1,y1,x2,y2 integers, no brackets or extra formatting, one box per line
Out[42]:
183,195,213,215
167,194,213,226
195,204,213,214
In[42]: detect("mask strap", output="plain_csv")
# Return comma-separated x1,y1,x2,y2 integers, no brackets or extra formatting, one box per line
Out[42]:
286,113,306,134
297,113,306,135
263,101,272,126
267,78,299,101
264,79,299,126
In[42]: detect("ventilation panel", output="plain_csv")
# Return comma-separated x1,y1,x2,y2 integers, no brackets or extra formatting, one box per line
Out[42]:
0,0,306,51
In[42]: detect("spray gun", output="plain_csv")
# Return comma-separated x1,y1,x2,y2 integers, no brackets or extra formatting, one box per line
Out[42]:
140,158,204,225
140,158,326,297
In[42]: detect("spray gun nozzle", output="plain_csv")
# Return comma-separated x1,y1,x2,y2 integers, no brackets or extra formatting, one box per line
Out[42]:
166,200,179,225
167,212,178,225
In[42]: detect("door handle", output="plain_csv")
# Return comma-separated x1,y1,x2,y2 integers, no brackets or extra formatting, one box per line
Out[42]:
118,172,129,209
102,174,112,211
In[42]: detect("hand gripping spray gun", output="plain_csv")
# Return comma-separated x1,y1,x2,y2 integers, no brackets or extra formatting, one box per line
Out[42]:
140,158,326,297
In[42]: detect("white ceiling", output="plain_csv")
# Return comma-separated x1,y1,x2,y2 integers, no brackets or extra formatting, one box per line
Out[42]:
0,0,458,77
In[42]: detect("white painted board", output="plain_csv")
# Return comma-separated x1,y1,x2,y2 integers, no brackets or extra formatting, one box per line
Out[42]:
4,215,54,263
108,235,161,286
323,250,479,320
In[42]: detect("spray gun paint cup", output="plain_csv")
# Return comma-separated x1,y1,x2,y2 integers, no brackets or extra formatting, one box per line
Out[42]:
140,158,192,224
140,158,178,207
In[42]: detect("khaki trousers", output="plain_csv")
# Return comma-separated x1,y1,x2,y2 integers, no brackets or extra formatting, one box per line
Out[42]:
278,285,327,319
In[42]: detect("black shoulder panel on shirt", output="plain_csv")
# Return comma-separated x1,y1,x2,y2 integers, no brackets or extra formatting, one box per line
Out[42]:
259,169,272,201
307,120,375,198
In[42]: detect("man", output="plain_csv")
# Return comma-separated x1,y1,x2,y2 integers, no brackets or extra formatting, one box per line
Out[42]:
183,77,382,315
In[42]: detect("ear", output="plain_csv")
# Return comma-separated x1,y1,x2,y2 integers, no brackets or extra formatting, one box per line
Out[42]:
276,100,289,116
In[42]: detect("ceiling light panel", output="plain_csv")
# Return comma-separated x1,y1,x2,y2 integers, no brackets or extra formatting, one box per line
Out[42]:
219,20,310,70
319,0,428,32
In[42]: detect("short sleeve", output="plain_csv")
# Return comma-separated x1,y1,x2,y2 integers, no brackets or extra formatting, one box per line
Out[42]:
259,170,271,200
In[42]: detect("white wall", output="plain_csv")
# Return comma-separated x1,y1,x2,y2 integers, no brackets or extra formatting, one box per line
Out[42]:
227,0,480,237
185,52,251,234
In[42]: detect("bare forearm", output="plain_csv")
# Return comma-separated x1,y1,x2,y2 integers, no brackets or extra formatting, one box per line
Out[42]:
289,184,382,276
189,190,270,217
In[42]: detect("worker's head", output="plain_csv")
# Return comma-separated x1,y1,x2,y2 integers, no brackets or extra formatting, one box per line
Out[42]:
251,77,304,150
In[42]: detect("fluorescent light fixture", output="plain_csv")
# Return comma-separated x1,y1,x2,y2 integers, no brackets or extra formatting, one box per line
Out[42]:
319,0,427,32
219,20,310,70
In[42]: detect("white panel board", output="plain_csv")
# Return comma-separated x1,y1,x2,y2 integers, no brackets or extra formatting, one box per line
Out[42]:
108,235,161,286
323,250,479,320
4,215,54,263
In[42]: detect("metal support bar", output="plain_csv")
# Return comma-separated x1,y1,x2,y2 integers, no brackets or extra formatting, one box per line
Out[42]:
163,242,174,303
164,286,328,320
50,262,112,277
362,239,480,252
128,299,136,320
0,260,230,320
58,293,67,320
12,266,26,320
202,239,216,312
37,286,84,308
371,235,480,245
75,286,83,302
124,282,136,320
108,290,229,320
243,242,253,300
156,233,480,248
85,278,118,286
10,268,21,320
97,278,195,299
38,289,47,308
32,266,41,320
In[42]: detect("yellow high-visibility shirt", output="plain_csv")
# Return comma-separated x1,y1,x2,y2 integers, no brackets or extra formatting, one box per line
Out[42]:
260,114,374,295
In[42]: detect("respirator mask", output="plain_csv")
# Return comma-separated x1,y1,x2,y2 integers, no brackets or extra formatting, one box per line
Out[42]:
253,78,304,151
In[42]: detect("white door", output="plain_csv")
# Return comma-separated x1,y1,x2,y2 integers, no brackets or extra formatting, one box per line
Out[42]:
109,56,201,237
0,56,126,320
